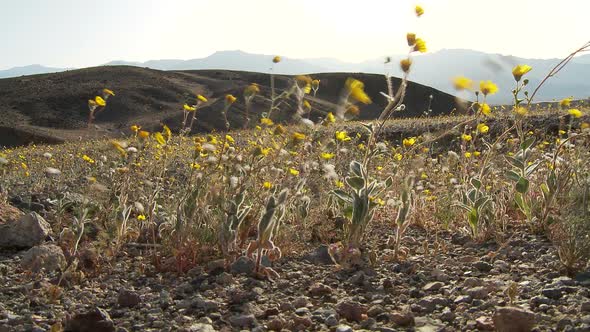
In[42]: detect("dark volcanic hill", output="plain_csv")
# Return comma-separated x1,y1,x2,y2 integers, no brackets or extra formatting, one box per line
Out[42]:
0,66,461,147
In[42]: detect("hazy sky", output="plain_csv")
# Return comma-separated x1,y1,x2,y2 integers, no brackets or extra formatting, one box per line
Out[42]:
1,0,588,70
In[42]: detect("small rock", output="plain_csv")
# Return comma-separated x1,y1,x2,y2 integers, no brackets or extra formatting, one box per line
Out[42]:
473,261,493,272
367,305,384,317
335,324,353,332
309,283,333,297
186,323,216,332
44,167,61,177
228,314,256,328
215,272,233,285
476,316,494,330
440,307,455,322
230,256,255,275
336,300,367,322
325,315,338,327
390,310,415,327
581,302,590,313
267,317,286,331
305,245,337,265
117,289,141,308
454,295,472,304
65,307,116,332
541,288,563,300
493,306,536,332
21,244,66,273
467,286,489,300
423,281,444,292
0,212,51,248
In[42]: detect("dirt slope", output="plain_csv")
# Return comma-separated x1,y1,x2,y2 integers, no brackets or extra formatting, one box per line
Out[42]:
0,66,460,147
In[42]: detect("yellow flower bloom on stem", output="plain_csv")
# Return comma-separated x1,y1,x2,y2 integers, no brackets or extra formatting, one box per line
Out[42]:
139,130,150,139
273,124,286,135
335,180,345,188
260,117,274,126
225,134,235,144
512,64,532,82
312,79,320,90
345,78,372,104
263,181,272,189
163,125,172,141
272,55,281,63
289,168,300,176
326,112,336,123
514,106,528,116
184,104,196,112
479,81,498,96
581,122,590,129
415,5,424,17
321,152,335,160
402,137,416,147
154,132,166,146
406,33,417,47
292,132,306,141
95,96,106,107
303,100,311,109
461,134,472,142
137,214,146,221
197,94,208,102
481,103,491,116
225,94,237,104
130,125,140,132
413,38,427,53
103,88,115,96
335,131,351,142
568,108,583,118
400,58,412,73
110,140,127,156
453,76,473,91
82,155,95,163
477,123,489,134
474,151,481,157
190,163,201,170
464,152,472,158
560,97,572,108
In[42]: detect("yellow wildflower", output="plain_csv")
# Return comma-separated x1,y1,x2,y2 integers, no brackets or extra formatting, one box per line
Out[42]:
312,79,320,90
273,124,286,135
345,78,372,104
461,134,472,142
190,163,201,170
197,94,208,102
335,131,351,142
82,155,95,163
415,5,424,16
95,96,106,107
303,100,311,109
130,125,140,132
326,112,336,123
560,97,572,108
137,214,146,221
184,104,196,112
479,81,498,96
272,55,281,63
477,123,489,134
481,103,491,116
154,132,166,146
402,137,416,147
453,76,473,91
413,38,427,53
139,130,150,138
474,151,481,157
581,122,590,129
263,181,272,189
464,152,472,158
335,180,345,188
321,152,335,160
260,117,274,126
289,168,300,176
406,33,416,46
225,94,237,104
225,134,235,144
568,108,583,118
514,106,528,116
400,58,412,73
163,125,172,142
512,64,532,82
292,132,306,141
103,88,115,96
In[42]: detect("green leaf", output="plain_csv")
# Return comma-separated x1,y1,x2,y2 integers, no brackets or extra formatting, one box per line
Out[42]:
468,207,478,228
349,161,363,178
470,178,482,190
520,137,536,151
516,177,530,194
331,190,352,203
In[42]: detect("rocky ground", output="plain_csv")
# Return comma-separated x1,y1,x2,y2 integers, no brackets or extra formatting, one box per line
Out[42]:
1,210,590,332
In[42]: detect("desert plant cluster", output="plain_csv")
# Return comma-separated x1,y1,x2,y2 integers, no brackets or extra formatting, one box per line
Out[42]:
1,4,590,331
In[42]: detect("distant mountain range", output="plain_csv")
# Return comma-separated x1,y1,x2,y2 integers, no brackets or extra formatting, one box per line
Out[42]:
2,50,590,103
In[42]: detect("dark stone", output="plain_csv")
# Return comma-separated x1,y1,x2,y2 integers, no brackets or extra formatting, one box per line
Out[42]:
65,307,115,332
